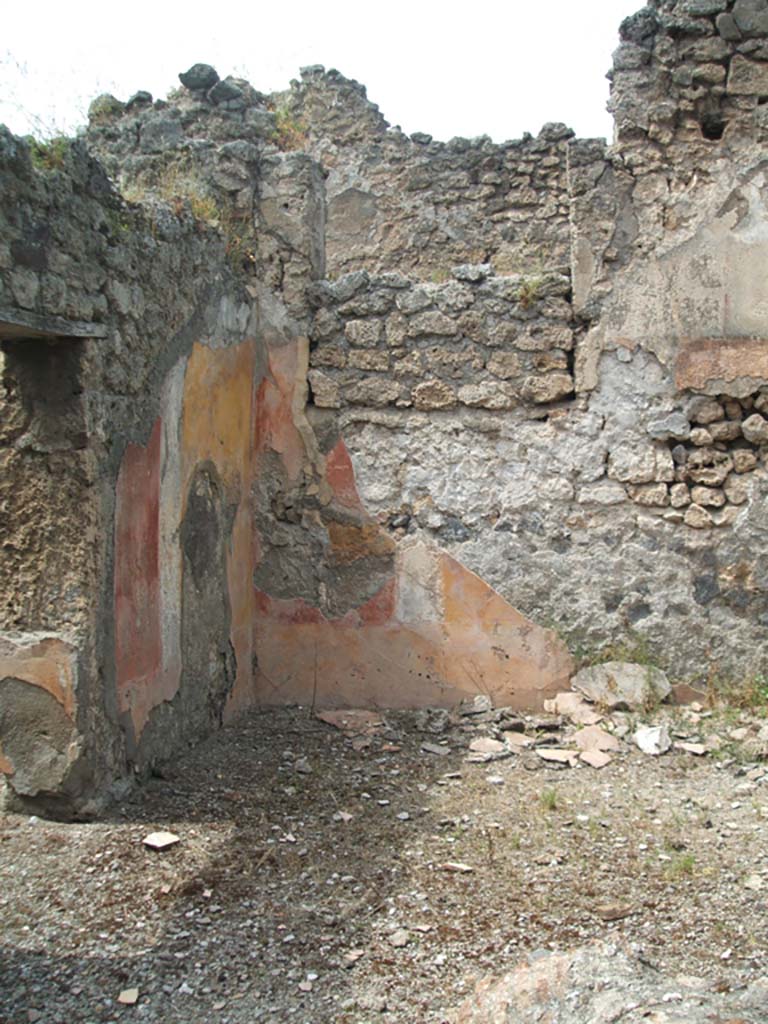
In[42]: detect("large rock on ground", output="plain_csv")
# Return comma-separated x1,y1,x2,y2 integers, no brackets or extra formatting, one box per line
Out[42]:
449,940,768,1023
571,660,671,710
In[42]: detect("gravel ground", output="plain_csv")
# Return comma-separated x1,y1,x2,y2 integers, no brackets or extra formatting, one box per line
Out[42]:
2,700,768,1023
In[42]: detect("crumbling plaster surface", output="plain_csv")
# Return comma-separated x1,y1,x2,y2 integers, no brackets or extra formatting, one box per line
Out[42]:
576,163,768,392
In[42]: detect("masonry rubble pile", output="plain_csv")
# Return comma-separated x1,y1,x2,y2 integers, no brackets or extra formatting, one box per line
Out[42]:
3,0,768,813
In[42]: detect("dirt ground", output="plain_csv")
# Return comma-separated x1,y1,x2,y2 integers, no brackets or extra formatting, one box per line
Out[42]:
2,699,768,1023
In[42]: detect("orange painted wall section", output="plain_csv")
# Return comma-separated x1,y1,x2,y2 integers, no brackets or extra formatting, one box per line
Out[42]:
253,342,308,484
0,635,78,721
252,550,572,711
250,341,573,710
181,341,256,496
180,340,259,715
324,439,364,513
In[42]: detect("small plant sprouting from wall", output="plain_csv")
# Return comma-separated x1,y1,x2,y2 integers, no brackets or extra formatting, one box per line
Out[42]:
29,136,69,172
122,162,257,274
123,164,223,226
267,102,308,152
517,275,544,310
220,207,257,273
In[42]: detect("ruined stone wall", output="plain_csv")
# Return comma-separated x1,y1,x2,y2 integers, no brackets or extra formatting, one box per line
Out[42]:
296,0,768,686
1,64,575,816
7,0,768,816
283,67,575,278
574,0,768,319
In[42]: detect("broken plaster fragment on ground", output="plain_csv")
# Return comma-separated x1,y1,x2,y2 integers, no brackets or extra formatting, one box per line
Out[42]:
544,692,603,725
535,748,579,767
580,749,613,769
142,831,180,851
634,724,672,756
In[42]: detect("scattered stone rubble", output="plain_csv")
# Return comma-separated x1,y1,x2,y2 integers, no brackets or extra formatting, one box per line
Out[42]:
3,696,768,1023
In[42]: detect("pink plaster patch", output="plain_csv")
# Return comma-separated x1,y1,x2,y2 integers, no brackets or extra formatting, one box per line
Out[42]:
325,439,364,511
253,346,306,483
253,589,324,625
358,578,396,625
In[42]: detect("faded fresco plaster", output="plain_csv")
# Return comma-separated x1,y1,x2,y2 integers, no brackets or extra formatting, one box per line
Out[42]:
253,547,572,710
114,418,165,739
577,165,768,393
113,336,261,747
252,341,573,710
180,338,259,718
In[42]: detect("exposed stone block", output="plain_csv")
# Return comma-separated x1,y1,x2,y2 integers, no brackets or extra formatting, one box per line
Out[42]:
312,306,342,341
310,346,347,369
732,449,757,473
688,463,733,486
486,351,523,379
724,474,750,504
521,372,574,404
742,413,768,444
717,11,743,40
344,319,383,347
647,412,691,441
629,482,670,506
577,480,627,505
690,427,714,446
609,444,675,485
412,379,457,410
406,310,460,338
533,350,568,372
691,398,725,425
392,351,424,377
709,420,742,442
457,381,516,410
728,54,768,94
345,378,402,406
486,322,518,347
733,0,768,36
348,349,390,371
385,312,408,346
684,503,714,528
691,485,726,507
309,368,342,407
516,325,574,351
670,482,691,508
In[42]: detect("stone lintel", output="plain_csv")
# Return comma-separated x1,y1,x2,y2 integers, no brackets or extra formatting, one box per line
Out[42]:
0,307,108,342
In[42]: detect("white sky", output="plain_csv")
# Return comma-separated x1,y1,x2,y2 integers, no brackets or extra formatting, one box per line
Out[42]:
2,0,641,144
